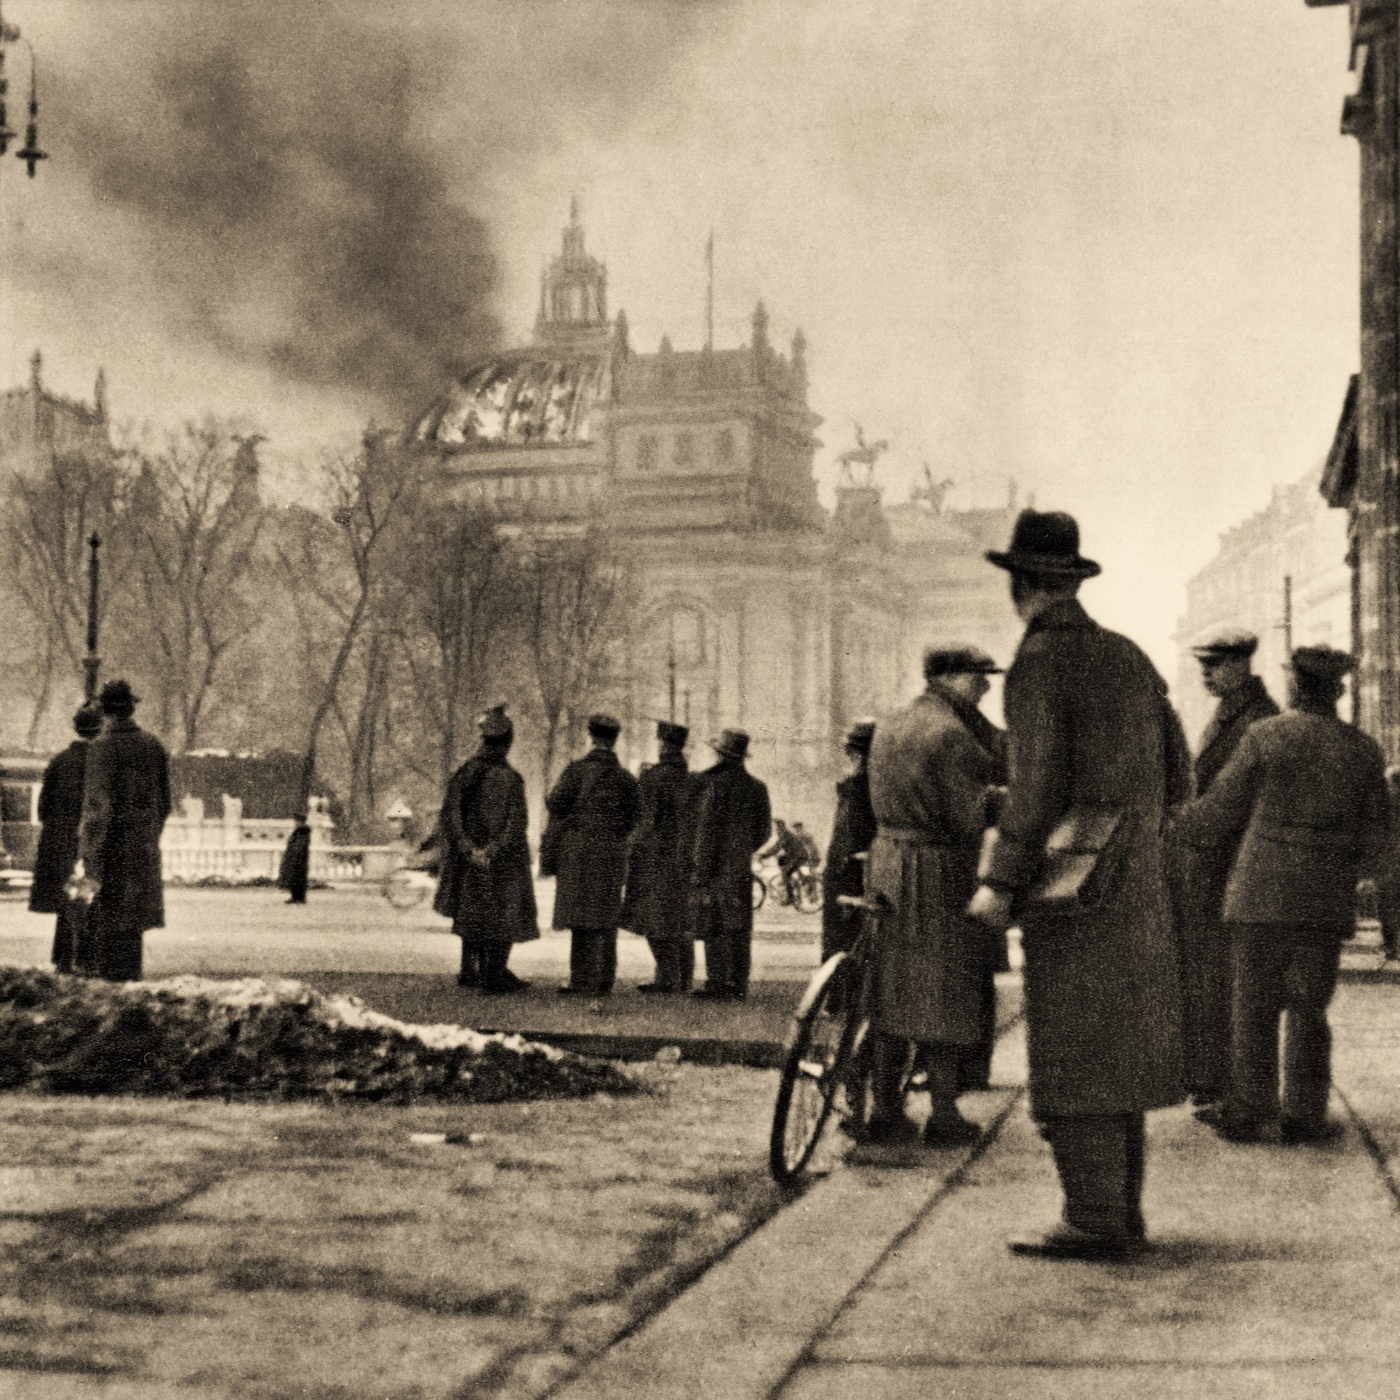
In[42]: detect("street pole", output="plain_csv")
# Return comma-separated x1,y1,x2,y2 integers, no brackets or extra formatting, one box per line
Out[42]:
82,533,100,702
667,641,677,723
1283,573,1293,657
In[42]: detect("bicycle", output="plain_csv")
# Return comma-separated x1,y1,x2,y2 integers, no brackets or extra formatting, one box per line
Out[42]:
768,891,890,1183
759,858,824,915
751,870,767,911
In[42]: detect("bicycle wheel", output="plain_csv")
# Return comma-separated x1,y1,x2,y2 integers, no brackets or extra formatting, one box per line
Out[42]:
770,952,855,1183
766,870,788,906
751,872,767,911
795,872,823,915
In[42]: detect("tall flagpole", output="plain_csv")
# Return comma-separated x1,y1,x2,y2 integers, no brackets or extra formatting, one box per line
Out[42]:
705,227,714,351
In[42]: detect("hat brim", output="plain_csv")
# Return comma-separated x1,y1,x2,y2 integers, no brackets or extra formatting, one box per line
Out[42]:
985,549,1101,580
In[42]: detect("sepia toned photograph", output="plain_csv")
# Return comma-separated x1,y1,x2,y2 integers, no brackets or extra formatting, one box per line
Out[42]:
0,2,1397,1397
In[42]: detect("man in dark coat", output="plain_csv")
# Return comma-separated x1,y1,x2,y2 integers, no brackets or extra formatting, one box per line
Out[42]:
547,713,642,996
690,729,771,1000
76,680,172,982
1175,646,1387,1144
621,720,696,994
277,817,312,905
434,705,538,994
1172,628,1280,1106
865,646,1004,1147
970,510,1189,1259
30,704,104,974
821,719,877,964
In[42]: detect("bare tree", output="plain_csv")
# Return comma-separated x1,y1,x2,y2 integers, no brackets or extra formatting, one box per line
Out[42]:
124,423,266,751
391,497,517,790
275,430,415,823
519,529,632,790
3,451,134,746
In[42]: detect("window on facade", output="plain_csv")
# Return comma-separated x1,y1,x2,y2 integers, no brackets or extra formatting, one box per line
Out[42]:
715,428,735,465
637,435,658,472
674,432,695,468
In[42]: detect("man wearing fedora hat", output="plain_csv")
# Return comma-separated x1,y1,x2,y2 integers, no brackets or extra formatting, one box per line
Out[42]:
690,729,771,1000
30,704,105,975
546,714,641,996
621,720,698,993
1172,628,1279,1109
970,510,1189,1259
821,719,878,966
1174,646,1387,1145
863,646,1006,1149
75,679,172,982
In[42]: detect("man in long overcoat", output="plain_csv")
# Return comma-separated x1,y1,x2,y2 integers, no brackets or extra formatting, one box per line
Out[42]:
1174,646,1387,1143
30,704,104,974
620,720,696,993
1172,629,1279,1106
547,713,641,996
821,719,877,965
970,510,1189,1259
277,817,312,905
434,705,538,993
76,679,172,982
865,647,1004,1147
690,729,771,1000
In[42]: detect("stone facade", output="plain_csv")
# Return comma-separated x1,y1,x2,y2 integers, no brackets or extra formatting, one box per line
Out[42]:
0,350,112,480
413,207,1022,826
1176,465,1351,744
1314,1,1400,757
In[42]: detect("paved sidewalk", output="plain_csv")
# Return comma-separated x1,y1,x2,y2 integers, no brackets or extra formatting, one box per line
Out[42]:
558,982,1400,1400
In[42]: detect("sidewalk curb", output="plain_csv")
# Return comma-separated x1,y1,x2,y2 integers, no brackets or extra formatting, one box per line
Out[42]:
476,1029,784,1068
547,1051,1027,1400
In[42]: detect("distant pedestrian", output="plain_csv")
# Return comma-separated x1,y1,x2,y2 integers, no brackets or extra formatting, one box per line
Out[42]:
75,680,172,983
1171,628,1279,1108
621,720,696,993
277,817,312,905
434,705,538,993
690,729,771,1001
547,714,642,996
1175,646,1387,1145
821,719,877,964
30,704,104,975
865,646,1003,1148
970,510,1189,1260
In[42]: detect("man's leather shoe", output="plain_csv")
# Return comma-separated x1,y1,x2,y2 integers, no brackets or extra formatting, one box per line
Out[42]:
864,1114,921,1147
922,1115,981,1147
1192,1103,1224,1126
557,986,579,996
1008,1224,1148,1260
1280,1118,1344,1145
1211,1117,1280,1144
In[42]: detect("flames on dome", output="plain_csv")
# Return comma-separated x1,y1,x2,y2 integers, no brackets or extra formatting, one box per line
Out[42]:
415,351,610,450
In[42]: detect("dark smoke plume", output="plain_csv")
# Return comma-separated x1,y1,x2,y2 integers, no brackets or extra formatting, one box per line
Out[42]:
45,1,731,420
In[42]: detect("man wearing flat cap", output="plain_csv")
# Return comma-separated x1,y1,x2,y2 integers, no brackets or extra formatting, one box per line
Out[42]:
862,646,1005,1148
621,720,697,993
547,713,641,996
969,510,1190,1259
690,729,771,1000
821,719,878,967
434,704,538,993
31,704,104,975
1175,646,1387,1144
1173,628,1279,1108
76,679,172,982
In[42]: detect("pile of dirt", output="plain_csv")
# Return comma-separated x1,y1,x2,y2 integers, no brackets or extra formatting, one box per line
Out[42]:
0,967,638,1103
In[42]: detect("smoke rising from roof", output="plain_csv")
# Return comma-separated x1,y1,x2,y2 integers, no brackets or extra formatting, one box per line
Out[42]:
45,1,730,421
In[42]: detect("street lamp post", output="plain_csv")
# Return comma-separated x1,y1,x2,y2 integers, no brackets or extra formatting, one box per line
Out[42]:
83,532,100,702
0,5,46,175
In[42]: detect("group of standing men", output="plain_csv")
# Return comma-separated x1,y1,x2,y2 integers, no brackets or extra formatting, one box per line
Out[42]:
433,707,773,1001
849,506,1387,1261
31,680,172,982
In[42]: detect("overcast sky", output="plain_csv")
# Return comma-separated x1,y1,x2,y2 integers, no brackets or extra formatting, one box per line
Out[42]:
0,0,1360,676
